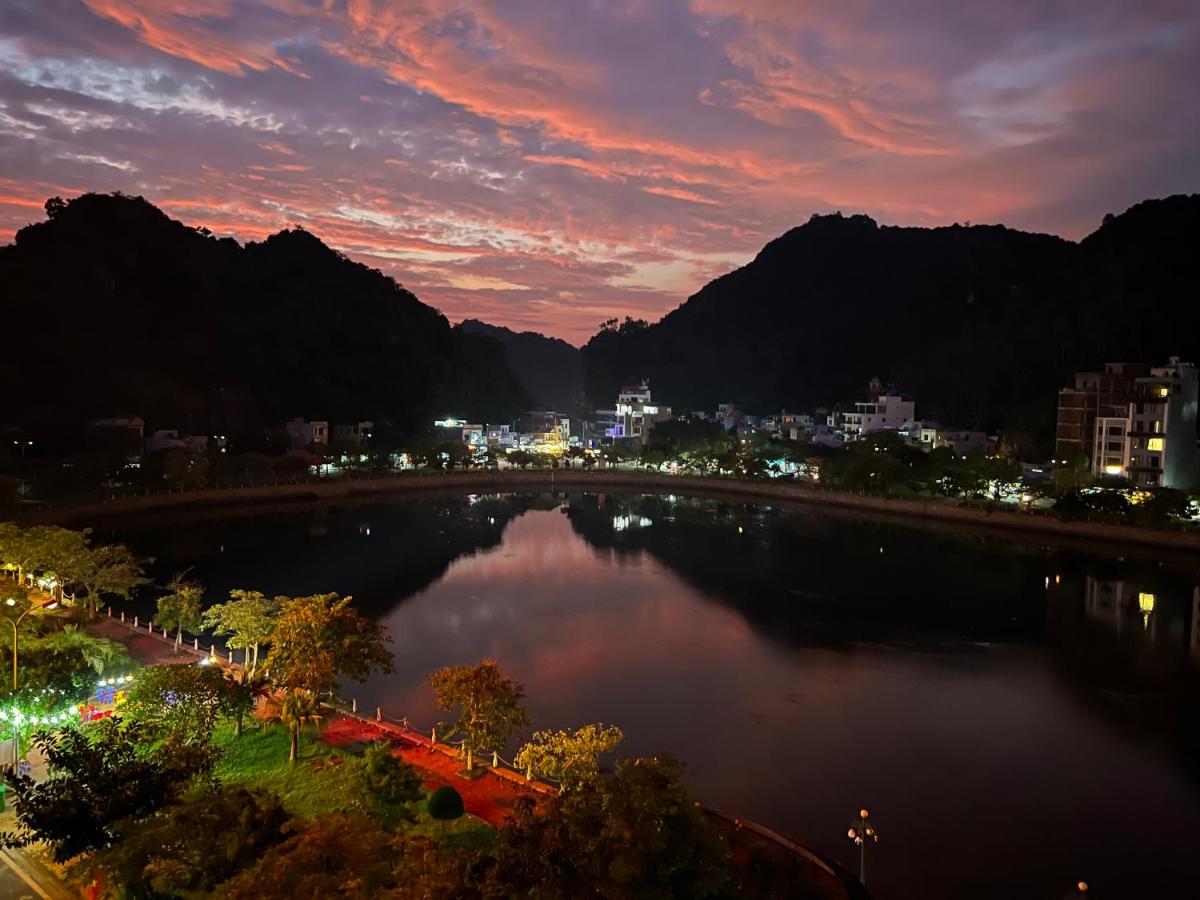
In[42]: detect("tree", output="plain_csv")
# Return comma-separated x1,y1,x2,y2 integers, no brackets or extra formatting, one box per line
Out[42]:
260,688,323,763
428,659,529,772
515,724,624,791
426,785,464,825
162,449,209,490
0,720,180,861
264,593,393,696
26,624,132,676
357,741,423,827
90,787,290,897
221,814,396,900
156,572,203,651
74,541,148,615
202,589,277,671
121,663,234,746
484,757,735,898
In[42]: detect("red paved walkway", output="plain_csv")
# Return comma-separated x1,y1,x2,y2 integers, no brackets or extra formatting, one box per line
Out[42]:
320,716,543,827
87,618,204,667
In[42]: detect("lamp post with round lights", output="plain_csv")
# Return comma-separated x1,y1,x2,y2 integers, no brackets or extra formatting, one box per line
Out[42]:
3,596,59,691
846,807,878,886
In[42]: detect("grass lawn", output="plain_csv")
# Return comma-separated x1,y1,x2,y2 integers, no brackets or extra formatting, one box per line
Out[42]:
210,722,494,848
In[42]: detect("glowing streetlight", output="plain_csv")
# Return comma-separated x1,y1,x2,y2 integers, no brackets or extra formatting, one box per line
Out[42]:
846,807,879,886
3,596,59,691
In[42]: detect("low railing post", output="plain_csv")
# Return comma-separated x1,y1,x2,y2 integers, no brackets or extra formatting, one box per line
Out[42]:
133,615,138,629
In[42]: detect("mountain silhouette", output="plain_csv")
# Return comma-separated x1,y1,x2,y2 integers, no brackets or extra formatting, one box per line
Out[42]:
458,319,582,413
581,195,1200,449
0,193,527,446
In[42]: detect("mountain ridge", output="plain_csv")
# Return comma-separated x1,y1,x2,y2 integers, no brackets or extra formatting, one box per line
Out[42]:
581,195,1200,449
0,192,528,446
457,318,582,413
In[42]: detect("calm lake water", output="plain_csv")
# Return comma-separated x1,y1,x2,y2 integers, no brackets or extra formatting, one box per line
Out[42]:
104,492,1200,900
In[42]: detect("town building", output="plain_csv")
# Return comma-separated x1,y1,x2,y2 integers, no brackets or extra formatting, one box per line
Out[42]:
1055,363,1150,464
601,383,672,449
286,418,329,449
841,392,915,441
332,421,373,446
146,429,208,453
899,420,993,455
1089,358,1199,488
87,416,145,458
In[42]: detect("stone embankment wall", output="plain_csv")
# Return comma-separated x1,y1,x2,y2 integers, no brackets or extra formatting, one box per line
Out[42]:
28,469,1200,553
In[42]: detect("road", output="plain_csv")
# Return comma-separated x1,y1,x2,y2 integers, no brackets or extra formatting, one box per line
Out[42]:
0,848,74,900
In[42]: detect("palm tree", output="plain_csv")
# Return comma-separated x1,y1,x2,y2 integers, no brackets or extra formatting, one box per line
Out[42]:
32,625,131,674
234,670,272,738
261,688,323,762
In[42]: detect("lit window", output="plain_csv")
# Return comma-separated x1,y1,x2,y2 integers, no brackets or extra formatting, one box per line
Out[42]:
1147,438,1164,451
1138,592,1155,613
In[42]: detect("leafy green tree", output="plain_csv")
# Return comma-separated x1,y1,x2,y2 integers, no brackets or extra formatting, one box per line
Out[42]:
508,449,534,469
428,659,529,772
260,688,323,763
389,833,478,899
89,787,290,897
36,527,147,614
221,814,396,900
264,593,393,696
0,720,180,861
484,756,734,899
442,442,473,470
121,663,234,746
156,572,203,651
69,540,148,615
221,670,259,738
426,785,465,824
358,741,423,827
202,589,277,671
515,724,624,791
25,624,132,676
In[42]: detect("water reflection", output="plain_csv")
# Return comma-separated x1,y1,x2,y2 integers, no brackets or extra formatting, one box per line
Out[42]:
110,493,1200,900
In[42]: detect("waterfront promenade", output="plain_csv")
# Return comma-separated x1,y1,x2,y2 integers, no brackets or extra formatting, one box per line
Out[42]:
90,610,859,900
32,468,1200,554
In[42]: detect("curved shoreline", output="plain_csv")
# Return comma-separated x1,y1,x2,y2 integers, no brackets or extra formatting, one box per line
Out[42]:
23,469,1200,554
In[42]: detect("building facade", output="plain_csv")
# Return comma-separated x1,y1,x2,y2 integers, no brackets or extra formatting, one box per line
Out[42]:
1088,358,1199,488
841,393,915,441
602,383,672,449
1055,363,1150,464
286,418,329,449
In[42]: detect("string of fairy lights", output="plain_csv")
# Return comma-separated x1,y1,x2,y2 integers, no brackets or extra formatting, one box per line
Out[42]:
0,673,135,729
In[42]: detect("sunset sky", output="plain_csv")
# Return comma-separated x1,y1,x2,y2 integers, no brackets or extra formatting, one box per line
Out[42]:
1,1,1197,344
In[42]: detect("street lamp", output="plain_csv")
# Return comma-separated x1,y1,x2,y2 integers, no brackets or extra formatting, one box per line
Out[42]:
3,596,59,691
846,807,879,886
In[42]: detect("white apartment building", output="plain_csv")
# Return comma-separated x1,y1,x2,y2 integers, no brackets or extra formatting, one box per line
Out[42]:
841,393,915,441
1091,358,1199,489
603,383,672,449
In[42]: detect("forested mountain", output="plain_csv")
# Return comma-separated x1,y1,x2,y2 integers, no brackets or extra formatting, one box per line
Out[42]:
582,195,1200,449
0,193,527,446
458,319,582,413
